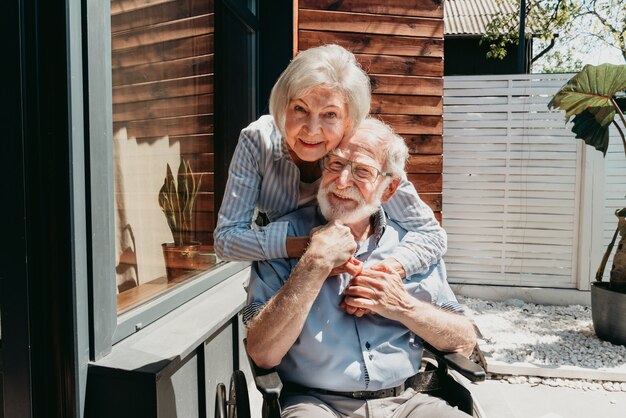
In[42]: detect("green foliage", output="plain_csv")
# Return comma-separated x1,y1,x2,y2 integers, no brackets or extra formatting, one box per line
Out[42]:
549,63,626,154
482,0,626,70
550,64,626,287
158,158,202,246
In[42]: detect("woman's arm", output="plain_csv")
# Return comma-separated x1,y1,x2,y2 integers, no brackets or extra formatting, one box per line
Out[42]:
381,178,447,277
214,131,292,261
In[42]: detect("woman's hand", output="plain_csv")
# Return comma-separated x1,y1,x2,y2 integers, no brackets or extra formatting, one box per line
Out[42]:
329,256,363,276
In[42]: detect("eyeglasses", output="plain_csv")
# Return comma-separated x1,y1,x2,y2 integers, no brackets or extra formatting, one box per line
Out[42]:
321,154,392,184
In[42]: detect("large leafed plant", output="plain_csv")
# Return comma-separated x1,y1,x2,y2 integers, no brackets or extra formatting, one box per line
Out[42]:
549,63,626,290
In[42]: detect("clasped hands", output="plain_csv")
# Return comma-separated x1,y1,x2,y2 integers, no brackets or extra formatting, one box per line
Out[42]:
308,220,409,320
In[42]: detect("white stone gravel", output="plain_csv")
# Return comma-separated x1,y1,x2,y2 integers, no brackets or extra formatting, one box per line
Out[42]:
459,296,626,391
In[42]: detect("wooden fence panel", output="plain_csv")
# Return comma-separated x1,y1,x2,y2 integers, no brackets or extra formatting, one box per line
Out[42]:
443,74,582,288
297,0,445,219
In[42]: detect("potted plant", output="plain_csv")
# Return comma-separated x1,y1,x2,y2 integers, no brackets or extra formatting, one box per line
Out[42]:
549,63,626,345
158,157,202,281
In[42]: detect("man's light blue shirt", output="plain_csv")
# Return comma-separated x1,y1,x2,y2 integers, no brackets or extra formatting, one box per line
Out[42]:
245,206,461,392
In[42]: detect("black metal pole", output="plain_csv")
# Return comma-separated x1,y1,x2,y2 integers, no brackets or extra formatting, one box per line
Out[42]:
518,0,527,73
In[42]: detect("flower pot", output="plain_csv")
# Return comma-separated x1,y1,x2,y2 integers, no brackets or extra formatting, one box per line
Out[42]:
591,282,626,346
161,242,201,282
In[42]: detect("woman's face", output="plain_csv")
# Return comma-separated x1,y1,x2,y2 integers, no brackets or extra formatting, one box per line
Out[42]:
284,87,350,163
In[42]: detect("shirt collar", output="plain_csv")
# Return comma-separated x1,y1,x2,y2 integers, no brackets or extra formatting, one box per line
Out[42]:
270,120,291,162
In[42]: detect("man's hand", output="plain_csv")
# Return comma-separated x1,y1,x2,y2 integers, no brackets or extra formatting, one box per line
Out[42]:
342,264,413,321
307,220,357,270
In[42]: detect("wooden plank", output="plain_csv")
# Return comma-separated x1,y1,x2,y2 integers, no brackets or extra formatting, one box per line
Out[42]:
444,173,575,185
112,14,212,51
196,193,215,212
112,1,211,33
444,181,575,193
418,193,442,212
113,94,213,122
112,34,213,68
355,54,442,77
113,114,213,138
406,155,442,173
111,0,173,15
371,74,442,96
446,242,573,254
443,196,575,208
113,54,212,86
175,133,214,153
403,135,442,155
371,94,441,115
299,30,443,58
407,173,441,193
112,74,213,104
378,115,442,135
298,9,443,38
183,152,213,173
299,0,443,18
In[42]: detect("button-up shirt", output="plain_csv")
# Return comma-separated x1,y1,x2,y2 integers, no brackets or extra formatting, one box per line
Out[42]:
245,206,461,392
213,115,446,276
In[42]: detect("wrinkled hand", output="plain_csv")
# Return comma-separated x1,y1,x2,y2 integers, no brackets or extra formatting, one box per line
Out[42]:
307,220,357,270
330,256,363,277
369,257,406,279
342,264,413,321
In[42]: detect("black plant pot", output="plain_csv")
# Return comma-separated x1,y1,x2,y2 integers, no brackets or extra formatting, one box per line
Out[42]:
591,282,626,346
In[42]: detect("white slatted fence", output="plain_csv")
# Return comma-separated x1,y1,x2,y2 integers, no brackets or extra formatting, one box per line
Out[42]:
443,74,581,288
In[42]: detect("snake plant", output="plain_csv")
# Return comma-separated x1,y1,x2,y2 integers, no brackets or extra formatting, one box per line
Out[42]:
158,158,202,246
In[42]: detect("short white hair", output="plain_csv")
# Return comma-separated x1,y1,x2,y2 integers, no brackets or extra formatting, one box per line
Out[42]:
269,44,371,138
357,117,409,178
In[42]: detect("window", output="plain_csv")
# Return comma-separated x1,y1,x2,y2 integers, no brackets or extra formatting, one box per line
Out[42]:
110,0,222,314
85,0,289,359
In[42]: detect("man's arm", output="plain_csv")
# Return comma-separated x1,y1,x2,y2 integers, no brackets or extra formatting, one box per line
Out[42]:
246,221,357,369
342,267,476,357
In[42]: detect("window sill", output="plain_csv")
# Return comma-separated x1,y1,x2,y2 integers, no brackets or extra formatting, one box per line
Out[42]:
93,266,250,373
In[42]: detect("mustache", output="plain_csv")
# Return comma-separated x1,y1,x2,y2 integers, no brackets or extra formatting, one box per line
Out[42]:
324,183,364,203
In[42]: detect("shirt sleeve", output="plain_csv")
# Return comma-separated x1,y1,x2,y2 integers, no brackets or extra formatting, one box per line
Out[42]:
213,129,290,261
382,178,447,276
242,257,293,325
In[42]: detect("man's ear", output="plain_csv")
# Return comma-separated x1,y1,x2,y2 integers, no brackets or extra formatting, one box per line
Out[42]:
381,177,401,203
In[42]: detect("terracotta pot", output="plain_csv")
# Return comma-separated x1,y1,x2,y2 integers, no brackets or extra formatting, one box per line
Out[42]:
161,242,201,282
591,282,626,346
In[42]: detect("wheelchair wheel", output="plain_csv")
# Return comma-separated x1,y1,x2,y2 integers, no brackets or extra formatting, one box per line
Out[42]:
228,370,251,418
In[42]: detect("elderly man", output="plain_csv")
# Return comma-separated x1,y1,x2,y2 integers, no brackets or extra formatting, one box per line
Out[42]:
244,118,476,418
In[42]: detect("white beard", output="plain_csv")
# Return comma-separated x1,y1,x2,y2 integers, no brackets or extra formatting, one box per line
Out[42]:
317,182,386,224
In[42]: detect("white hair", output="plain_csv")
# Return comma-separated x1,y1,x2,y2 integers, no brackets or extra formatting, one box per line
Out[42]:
269,44,371,138
357,117,409,179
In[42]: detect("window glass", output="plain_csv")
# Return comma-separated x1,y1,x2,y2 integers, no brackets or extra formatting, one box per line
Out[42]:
110,0,220,314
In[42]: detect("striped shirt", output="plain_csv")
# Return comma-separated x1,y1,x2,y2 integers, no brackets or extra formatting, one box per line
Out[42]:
213,115,447,276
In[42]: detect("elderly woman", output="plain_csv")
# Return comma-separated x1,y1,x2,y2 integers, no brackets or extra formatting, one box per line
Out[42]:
214,44,445,277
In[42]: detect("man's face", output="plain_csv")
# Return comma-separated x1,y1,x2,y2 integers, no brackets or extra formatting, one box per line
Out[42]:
317,130,394,224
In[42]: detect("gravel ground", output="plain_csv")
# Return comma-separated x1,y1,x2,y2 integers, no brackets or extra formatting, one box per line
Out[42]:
458,296,626,392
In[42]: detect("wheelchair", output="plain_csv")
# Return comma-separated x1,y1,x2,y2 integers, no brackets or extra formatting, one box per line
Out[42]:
217,341,487,418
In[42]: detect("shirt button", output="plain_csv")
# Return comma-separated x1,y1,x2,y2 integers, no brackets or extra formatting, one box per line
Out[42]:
369,354,374,360
365,342,371,349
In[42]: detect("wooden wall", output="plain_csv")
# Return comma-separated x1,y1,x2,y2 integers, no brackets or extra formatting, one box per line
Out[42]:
111,0,215,248
297,0,445,221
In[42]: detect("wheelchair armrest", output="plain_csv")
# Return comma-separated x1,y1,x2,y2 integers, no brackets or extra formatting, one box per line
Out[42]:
423,342,486,382
244,339,283,401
